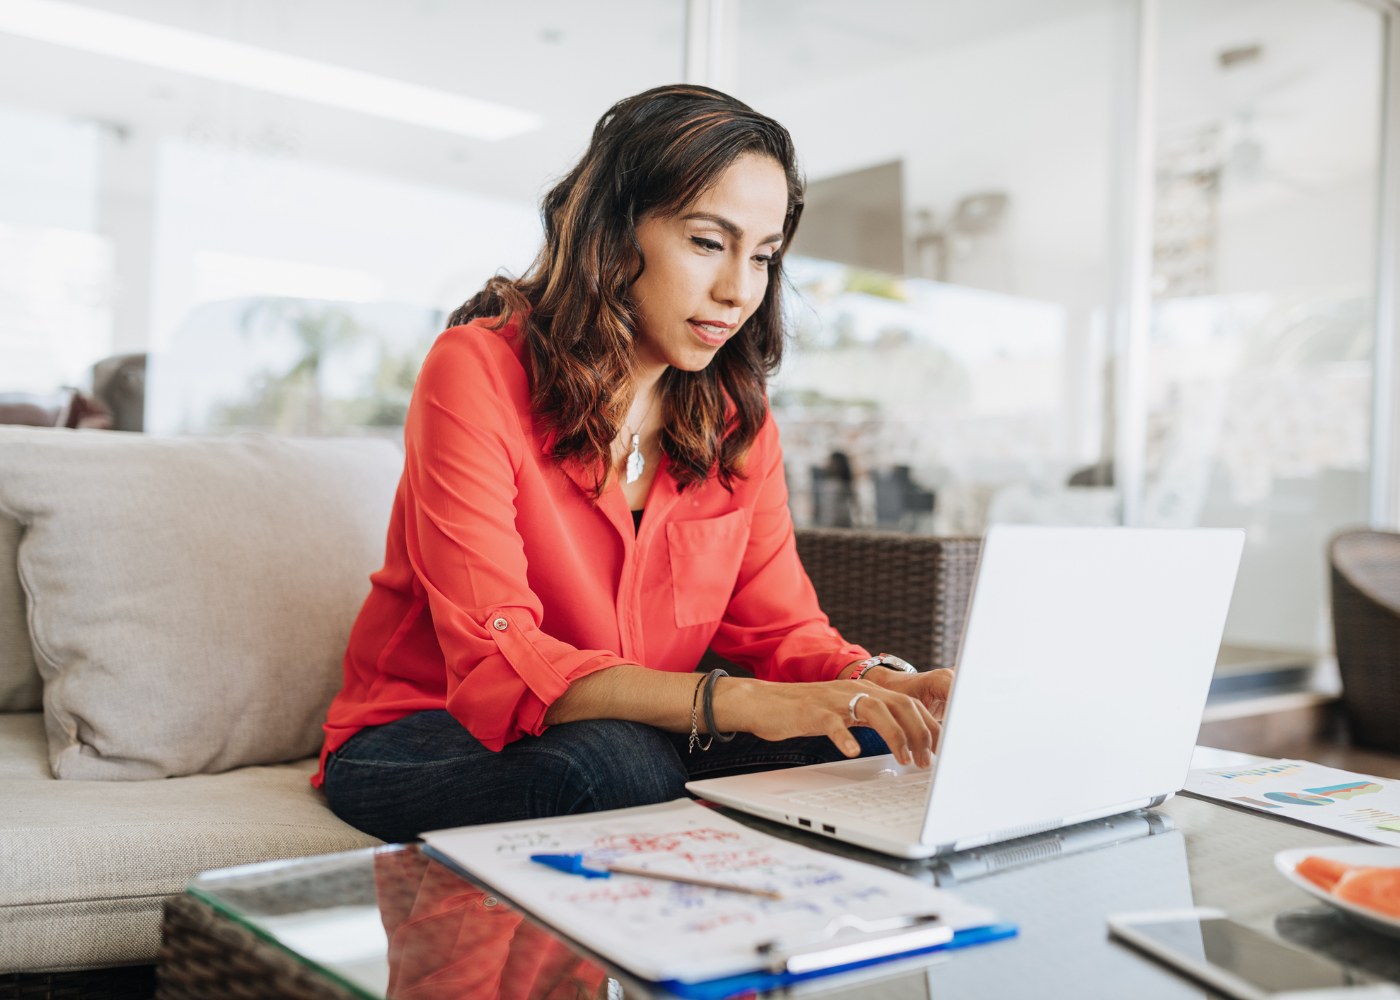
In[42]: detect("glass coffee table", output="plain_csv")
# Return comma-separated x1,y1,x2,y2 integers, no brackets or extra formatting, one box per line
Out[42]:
157,795,1400,1000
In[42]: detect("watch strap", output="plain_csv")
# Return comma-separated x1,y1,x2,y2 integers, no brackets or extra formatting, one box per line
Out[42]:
850,653,917,681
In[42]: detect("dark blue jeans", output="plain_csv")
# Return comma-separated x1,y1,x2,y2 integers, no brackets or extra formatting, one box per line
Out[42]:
323,709,889,843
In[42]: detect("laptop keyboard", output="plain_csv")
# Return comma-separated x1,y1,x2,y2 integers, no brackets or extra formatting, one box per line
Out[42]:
786,773,933,826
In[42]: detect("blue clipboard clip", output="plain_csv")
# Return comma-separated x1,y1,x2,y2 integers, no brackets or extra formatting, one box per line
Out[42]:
755,912,952,974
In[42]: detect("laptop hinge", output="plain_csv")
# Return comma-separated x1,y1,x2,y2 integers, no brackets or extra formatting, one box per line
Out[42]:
1146,793,1169,809
938,817,1065,855
984,817,1064,844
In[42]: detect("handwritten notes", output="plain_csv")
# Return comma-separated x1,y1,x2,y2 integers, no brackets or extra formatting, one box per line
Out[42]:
422,799,992,984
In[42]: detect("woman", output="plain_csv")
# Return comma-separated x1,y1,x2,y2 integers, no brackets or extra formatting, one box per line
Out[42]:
317,84,952,843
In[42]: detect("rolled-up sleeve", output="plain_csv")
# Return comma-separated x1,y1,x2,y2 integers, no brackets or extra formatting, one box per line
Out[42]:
706,418,869,682
402,336,624,750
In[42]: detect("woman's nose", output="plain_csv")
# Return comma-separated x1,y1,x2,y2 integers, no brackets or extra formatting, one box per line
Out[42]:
713,259,759,307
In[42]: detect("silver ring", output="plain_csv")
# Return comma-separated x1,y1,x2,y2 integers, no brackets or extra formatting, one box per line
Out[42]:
848,691,869,724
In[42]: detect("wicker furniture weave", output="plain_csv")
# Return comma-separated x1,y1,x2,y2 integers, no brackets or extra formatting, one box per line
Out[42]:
794,530,980,671
0,968,155,1000
159,848,394,1000
157,895,354,1000
1330,528,1400,753
699,530,981,677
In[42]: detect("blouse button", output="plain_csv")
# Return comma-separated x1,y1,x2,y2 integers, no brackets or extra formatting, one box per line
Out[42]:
492,617,509,631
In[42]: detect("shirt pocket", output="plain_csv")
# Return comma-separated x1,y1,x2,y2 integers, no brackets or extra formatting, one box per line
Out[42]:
665,510,750,628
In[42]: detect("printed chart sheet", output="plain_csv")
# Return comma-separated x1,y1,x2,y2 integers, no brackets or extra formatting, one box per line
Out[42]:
1185,759,1400,847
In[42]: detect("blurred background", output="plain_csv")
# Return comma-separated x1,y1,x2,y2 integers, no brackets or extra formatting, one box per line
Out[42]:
1,0,1396,706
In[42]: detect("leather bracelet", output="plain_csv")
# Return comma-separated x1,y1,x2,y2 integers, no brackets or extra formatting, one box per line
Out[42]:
687,673,711,754
701,668,736,744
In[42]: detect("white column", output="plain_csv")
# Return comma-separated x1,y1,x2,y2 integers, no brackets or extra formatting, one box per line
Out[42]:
1111,0,1157,527
685,0,737,92
1371,8,1400,529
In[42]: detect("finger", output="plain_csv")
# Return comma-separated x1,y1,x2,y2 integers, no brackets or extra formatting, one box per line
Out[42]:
825,718,861,758
918,669,955,719
909,698,940,765
856,698,916,767
883,693,936,768
912,694,939,728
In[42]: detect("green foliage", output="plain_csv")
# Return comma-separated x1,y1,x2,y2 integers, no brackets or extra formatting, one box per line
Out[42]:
842,271,906,301
208,297,430,436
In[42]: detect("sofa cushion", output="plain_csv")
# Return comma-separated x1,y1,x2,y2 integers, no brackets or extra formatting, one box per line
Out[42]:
0,713,381,971
0,427,401,780
0,513,41,712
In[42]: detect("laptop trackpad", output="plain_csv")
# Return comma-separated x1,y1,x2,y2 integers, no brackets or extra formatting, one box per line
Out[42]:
758,753,931,795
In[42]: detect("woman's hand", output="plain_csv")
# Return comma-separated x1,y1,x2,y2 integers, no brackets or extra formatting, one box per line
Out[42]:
861,667,954,722
712,668,954,768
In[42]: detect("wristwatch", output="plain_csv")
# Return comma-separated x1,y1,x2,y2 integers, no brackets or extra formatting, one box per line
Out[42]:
850,653,917,681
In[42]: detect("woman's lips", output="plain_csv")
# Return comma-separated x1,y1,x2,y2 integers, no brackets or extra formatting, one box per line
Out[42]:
689,320,732,347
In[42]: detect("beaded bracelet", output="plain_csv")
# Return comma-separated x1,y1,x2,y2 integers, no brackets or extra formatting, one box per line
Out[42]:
701,668,736,744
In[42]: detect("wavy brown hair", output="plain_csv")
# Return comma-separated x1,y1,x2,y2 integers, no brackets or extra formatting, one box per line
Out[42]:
447,84,804,494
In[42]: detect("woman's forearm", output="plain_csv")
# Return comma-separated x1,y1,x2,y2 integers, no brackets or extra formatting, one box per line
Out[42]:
543,665,712,731
543,665,798,740
539,663,949,770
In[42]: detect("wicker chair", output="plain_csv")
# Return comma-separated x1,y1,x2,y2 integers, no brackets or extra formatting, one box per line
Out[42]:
793,530,980,670
1329,529,1400,753
697,530,981,676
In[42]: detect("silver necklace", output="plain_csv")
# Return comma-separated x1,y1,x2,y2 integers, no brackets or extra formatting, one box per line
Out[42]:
622,394,660,485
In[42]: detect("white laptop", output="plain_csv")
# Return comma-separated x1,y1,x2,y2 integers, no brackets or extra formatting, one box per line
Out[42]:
686,525,1244,859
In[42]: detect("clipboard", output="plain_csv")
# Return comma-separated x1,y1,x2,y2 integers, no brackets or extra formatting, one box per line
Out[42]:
659,919,1018,999
421,798,1016,992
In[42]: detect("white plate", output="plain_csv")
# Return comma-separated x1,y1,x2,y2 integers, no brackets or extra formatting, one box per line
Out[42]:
1275,846,1400,939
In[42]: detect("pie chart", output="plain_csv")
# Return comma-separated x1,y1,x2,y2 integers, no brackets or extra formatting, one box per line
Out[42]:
1263,791,1334,806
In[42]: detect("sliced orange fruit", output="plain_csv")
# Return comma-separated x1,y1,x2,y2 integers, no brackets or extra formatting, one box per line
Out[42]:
1332,866,1400,920
1295,855,1356,892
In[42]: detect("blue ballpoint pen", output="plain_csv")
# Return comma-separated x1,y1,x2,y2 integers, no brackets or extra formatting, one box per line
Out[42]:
530,853,783,899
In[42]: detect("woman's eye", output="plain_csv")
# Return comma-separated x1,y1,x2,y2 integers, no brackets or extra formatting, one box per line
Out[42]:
755,253,778,268
691,236,724,252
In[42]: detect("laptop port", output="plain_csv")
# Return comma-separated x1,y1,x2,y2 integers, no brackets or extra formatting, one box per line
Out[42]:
822,824,836,834
798,818,811,828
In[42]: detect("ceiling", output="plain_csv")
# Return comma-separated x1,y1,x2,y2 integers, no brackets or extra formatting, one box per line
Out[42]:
0,0,1124,206
0,0,1386,225
0,0,687,204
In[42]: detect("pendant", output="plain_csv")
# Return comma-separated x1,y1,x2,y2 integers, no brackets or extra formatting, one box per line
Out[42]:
625,432,644,484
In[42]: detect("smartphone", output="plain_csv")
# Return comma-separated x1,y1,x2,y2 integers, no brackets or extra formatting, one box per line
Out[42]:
1107,908,1400,1000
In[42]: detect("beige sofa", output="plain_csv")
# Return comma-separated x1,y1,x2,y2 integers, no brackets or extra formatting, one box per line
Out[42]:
0,427,395,983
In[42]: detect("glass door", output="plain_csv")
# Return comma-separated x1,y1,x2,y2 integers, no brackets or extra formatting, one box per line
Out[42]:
1144,0,1384,671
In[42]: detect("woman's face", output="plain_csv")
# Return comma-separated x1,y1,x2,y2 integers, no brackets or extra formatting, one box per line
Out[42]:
629,153,788,379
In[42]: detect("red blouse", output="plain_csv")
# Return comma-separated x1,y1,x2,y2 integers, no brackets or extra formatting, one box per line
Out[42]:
315,317,866,782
